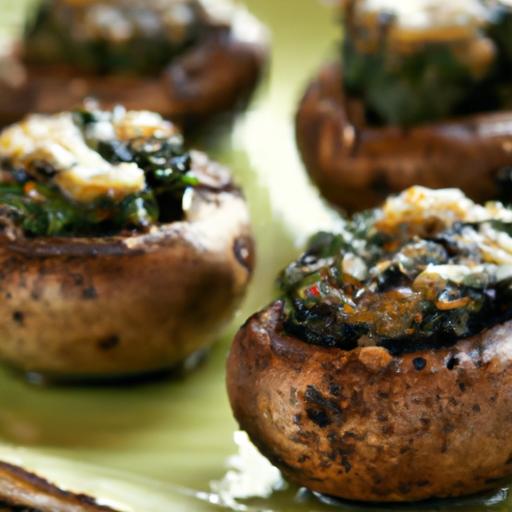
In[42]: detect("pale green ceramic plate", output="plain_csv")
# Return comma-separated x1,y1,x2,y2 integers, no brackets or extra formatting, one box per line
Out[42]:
0,1,511,511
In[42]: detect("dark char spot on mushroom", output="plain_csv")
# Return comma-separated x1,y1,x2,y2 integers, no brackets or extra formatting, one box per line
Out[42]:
97,335,120,351
413,357,426,371
12,311,24,325
82,287,98,300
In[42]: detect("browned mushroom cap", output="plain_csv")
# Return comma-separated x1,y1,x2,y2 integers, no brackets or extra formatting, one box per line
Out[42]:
296,62,512,212
0,7,268,129
0,462,119,512
0,151,253,382
227,300,512,502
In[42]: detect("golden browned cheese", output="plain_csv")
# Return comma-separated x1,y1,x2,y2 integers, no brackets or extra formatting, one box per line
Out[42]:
41,0,205,44
0,110,178,203
343,0,489,47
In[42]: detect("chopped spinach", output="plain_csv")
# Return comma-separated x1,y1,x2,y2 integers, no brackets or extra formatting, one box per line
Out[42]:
23,0,211,75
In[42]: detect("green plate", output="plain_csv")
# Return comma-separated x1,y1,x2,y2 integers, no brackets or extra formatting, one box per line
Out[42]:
0,1,511,511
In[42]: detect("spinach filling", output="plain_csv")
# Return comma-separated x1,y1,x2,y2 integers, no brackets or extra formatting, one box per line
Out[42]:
342,2,512,126
343,39,499,126
23,0,212,74
0,108,199,237
279,199,512,355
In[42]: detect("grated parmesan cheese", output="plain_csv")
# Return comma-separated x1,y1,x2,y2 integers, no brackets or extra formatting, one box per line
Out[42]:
0,109,176,203
379,186,512,230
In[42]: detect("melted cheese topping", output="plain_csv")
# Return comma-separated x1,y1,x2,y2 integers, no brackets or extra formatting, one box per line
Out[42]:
350,0,489,45
379,186,512,229
378,187,512,277
112,109,178,140
55,0,227,42
0,110,175,203
358,0,488,29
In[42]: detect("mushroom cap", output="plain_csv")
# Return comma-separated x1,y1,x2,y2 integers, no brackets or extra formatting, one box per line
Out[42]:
296,62,512,212
227,301,512,502
0,461,118,511
0,151,254,381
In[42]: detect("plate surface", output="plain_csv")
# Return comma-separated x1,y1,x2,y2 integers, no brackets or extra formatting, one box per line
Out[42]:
0,1,511,511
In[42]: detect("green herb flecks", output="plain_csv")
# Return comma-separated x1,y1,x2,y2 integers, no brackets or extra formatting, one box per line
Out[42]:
0,182,160,236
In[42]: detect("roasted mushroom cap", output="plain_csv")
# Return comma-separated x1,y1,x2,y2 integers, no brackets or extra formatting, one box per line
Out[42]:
296,62,512,212
0,150,253,381
0,462,119,511
228,186,512,502
227,301,512,502
0,0,268,128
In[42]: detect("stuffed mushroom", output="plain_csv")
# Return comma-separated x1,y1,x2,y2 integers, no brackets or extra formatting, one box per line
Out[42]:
296,0,512,212
0,104,253,382
0,0,269,128
228,186,512,502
